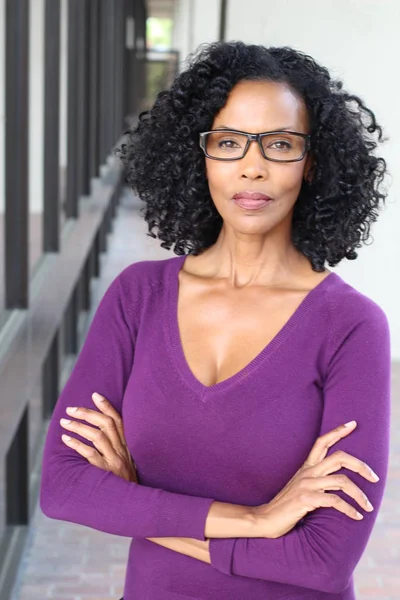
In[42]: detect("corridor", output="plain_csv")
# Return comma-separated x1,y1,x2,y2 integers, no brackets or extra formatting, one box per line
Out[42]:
9,190,400,600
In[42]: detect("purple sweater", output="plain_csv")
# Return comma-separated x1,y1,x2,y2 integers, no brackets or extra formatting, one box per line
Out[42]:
40,255,391,600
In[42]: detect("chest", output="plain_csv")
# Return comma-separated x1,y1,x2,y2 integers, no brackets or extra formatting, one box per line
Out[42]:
123,335,324,504
177,277,312,388
121,266,328,504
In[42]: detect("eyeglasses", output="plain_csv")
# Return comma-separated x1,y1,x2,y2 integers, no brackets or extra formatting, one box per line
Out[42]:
199,129,311,162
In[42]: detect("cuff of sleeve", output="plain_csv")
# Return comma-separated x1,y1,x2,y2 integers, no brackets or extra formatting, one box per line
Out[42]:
190,496,216,541
209,538,236,575
155,494,215,541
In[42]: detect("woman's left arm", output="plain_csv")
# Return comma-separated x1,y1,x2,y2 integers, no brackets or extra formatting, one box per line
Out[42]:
206,299,391,593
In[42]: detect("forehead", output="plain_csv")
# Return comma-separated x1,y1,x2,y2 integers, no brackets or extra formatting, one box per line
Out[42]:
212,80,309,132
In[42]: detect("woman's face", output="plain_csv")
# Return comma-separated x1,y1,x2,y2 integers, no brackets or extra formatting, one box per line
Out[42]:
204,79,313,236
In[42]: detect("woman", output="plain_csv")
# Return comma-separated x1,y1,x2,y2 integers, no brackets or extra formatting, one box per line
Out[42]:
40,42,391,599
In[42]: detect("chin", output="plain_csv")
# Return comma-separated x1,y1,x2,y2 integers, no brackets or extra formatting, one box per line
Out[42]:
229,218,273,235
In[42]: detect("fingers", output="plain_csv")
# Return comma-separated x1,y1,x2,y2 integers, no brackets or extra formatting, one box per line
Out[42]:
91,393,128,448
61,418,116,458
63,401,122,454
304,491,366,521
311,450,380,483
61,435,105,469
60,394,135,479
305,474,374,514
305,420,357,467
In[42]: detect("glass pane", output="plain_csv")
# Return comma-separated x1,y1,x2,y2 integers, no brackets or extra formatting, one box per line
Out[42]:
60,0,68,230
29,0,45,276
146,15,178,108
206,132,248,158
261,133,305,160
0,0,6,323
28,378,43,468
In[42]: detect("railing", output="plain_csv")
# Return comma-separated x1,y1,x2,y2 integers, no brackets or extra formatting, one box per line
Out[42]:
0,1,147,598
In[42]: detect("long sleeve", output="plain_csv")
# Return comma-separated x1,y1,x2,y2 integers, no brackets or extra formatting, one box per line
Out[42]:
40,269,214,539
209,296,391,594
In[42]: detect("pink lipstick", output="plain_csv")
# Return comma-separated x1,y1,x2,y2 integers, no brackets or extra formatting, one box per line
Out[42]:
232,191,274,210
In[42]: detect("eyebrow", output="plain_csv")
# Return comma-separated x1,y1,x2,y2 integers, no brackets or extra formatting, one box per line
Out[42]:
214,124,300,131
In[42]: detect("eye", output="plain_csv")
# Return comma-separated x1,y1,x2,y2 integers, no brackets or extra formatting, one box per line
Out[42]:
269,140,292,151
218,138,241,148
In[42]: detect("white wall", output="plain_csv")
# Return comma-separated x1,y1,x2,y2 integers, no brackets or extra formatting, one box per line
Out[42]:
225,0,400,358
172,0,400,359
172,0,192,63
172,0,220,70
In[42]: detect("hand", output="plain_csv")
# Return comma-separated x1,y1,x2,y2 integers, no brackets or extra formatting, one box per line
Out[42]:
254,420,380,539
60,393,138,483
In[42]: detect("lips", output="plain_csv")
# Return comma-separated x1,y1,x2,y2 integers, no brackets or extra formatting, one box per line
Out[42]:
233,192,273,201
232,191,274,210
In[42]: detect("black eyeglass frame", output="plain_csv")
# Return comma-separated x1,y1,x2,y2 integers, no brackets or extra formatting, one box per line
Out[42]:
199,129,311,163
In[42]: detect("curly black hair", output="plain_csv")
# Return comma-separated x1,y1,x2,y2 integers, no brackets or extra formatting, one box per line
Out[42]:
117,41,389,272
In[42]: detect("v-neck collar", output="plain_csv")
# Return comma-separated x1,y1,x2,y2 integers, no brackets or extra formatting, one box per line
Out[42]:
165,254,337,400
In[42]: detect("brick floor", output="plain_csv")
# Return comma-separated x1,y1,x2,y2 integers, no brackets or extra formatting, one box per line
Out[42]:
9,189,400,599
353,363,400,599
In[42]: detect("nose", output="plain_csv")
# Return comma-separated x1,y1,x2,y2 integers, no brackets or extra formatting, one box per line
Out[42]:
240,139,269,180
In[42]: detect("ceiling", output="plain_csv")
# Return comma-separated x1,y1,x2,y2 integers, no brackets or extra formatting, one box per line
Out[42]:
146,0,177,20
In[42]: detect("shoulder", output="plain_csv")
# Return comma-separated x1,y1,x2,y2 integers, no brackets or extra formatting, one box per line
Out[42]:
112,254,184,306
118,254,183,287
323,273,390,353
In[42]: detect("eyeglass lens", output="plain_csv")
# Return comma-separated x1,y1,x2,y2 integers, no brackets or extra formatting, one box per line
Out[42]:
204,131,306,161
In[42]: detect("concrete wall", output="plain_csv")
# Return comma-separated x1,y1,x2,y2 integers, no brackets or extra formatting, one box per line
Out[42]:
172,0,400,359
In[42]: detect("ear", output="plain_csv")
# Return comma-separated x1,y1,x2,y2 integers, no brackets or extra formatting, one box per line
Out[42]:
303,152,315,184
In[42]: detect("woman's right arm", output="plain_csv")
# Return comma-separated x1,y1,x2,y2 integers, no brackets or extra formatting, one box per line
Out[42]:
40,269,215,540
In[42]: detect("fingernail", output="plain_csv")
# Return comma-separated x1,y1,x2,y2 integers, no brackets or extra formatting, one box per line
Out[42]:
366,500,374,511
370,469,380,481
60,419,71,425
66,407,77,413
62,435,71,442
356,511,364,520
344,420,357,427
92,393,104,402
